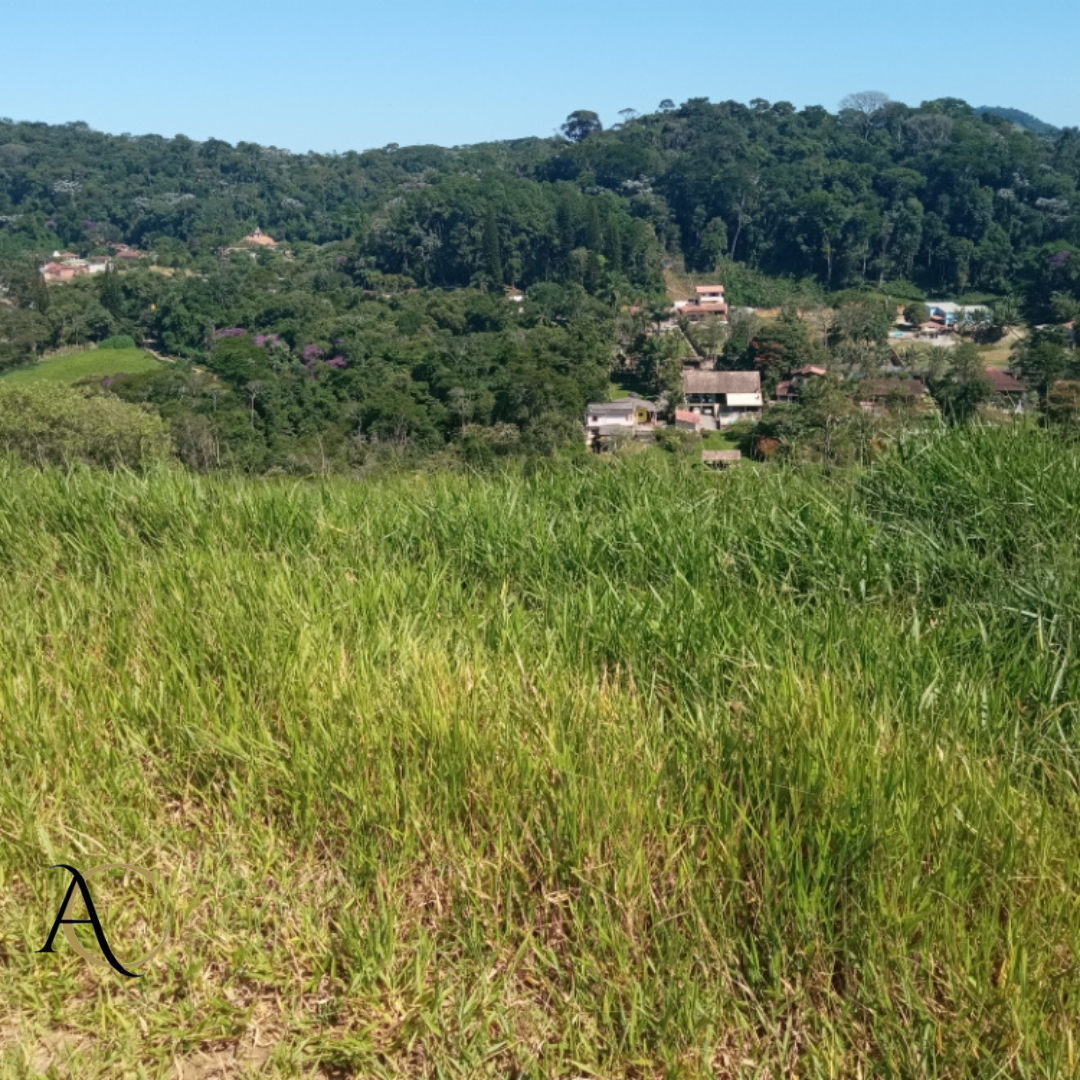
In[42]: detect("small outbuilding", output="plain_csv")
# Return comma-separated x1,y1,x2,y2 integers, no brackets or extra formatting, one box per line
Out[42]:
702,450,742,468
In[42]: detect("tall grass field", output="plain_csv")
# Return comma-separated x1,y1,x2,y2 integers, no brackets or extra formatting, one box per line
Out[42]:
1,427,1079,1077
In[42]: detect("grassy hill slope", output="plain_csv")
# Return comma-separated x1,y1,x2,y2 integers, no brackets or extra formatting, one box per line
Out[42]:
0,348,163,385
1,431,1079,1077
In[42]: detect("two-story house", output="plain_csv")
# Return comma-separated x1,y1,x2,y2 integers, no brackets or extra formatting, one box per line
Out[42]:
672,285,729,325
682,371,763,428
584,397,659,451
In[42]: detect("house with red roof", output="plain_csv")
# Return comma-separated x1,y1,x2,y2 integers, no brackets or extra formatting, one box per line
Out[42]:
672,284,729,325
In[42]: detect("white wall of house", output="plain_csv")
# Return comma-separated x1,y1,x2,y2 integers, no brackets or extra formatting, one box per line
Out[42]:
585,410,635,446
586,413,634,429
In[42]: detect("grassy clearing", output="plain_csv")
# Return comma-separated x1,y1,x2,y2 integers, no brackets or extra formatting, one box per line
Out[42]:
606,373,656,401
700,430,741,451
979,330,1026,369
0,348,162,385
2,429,1080,1076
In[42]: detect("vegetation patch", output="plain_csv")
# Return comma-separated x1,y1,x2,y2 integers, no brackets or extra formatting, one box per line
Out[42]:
1,348,163,385
2,429,1079,1076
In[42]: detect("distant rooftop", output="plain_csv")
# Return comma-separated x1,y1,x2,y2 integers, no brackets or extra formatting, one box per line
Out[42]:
859,378,927,400
683,370,761,395
985,368,1024,394
241,228,278,248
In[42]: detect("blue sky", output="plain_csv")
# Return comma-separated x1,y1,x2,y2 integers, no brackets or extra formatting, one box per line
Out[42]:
4,0,1077,152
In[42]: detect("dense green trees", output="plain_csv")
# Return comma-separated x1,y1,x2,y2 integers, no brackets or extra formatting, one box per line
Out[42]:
2,97,1078,312
1012,326,1073,401
38,253,616,472
743,311,822,391
929,341,993,423
0,382,172,467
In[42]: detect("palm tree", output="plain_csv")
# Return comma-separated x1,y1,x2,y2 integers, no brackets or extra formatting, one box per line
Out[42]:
991,295,1022,338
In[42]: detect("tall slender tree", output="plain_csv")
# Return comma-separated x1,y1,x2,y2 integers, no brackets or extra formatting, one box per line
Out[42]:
482,206,503,288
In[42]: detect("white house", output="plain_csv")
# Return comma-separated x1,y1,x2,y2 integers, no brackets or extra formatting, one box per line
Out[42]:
672,284,729,325
584,397,659,451
694,285,727,305
924,301,991,328
39,253,112,283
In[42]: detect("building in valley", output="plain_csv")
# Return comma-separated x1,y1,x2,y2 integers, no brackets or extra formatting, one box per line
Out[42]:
681,370,763,428
584,397,660,451
985,368,1027,412
674,409,701,431
856,378,930,413
40,254,113,283
774,365,828,403
672,285,729,325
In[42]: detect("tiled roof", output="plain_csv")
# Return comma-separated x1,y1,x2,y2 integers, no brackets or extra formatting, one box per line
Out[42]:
859,379,927,399
986,368,1024,393
683,370,761,395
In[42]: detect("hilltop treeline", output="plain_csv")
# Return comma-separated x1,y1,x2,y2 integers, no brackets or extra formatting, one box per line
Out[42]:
2,97,1080,305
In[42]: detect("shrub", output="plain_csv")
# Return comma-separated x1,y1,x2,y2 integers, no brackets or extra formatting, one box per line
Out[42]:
0,383,173,468
1046,379,1080,431
99,335,137,350
655,426,700,456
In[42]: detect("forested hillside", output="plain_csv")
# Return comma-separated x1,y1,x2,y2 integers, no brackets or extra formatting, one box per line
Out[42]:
3,95,1078,298
2,95,1080,473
